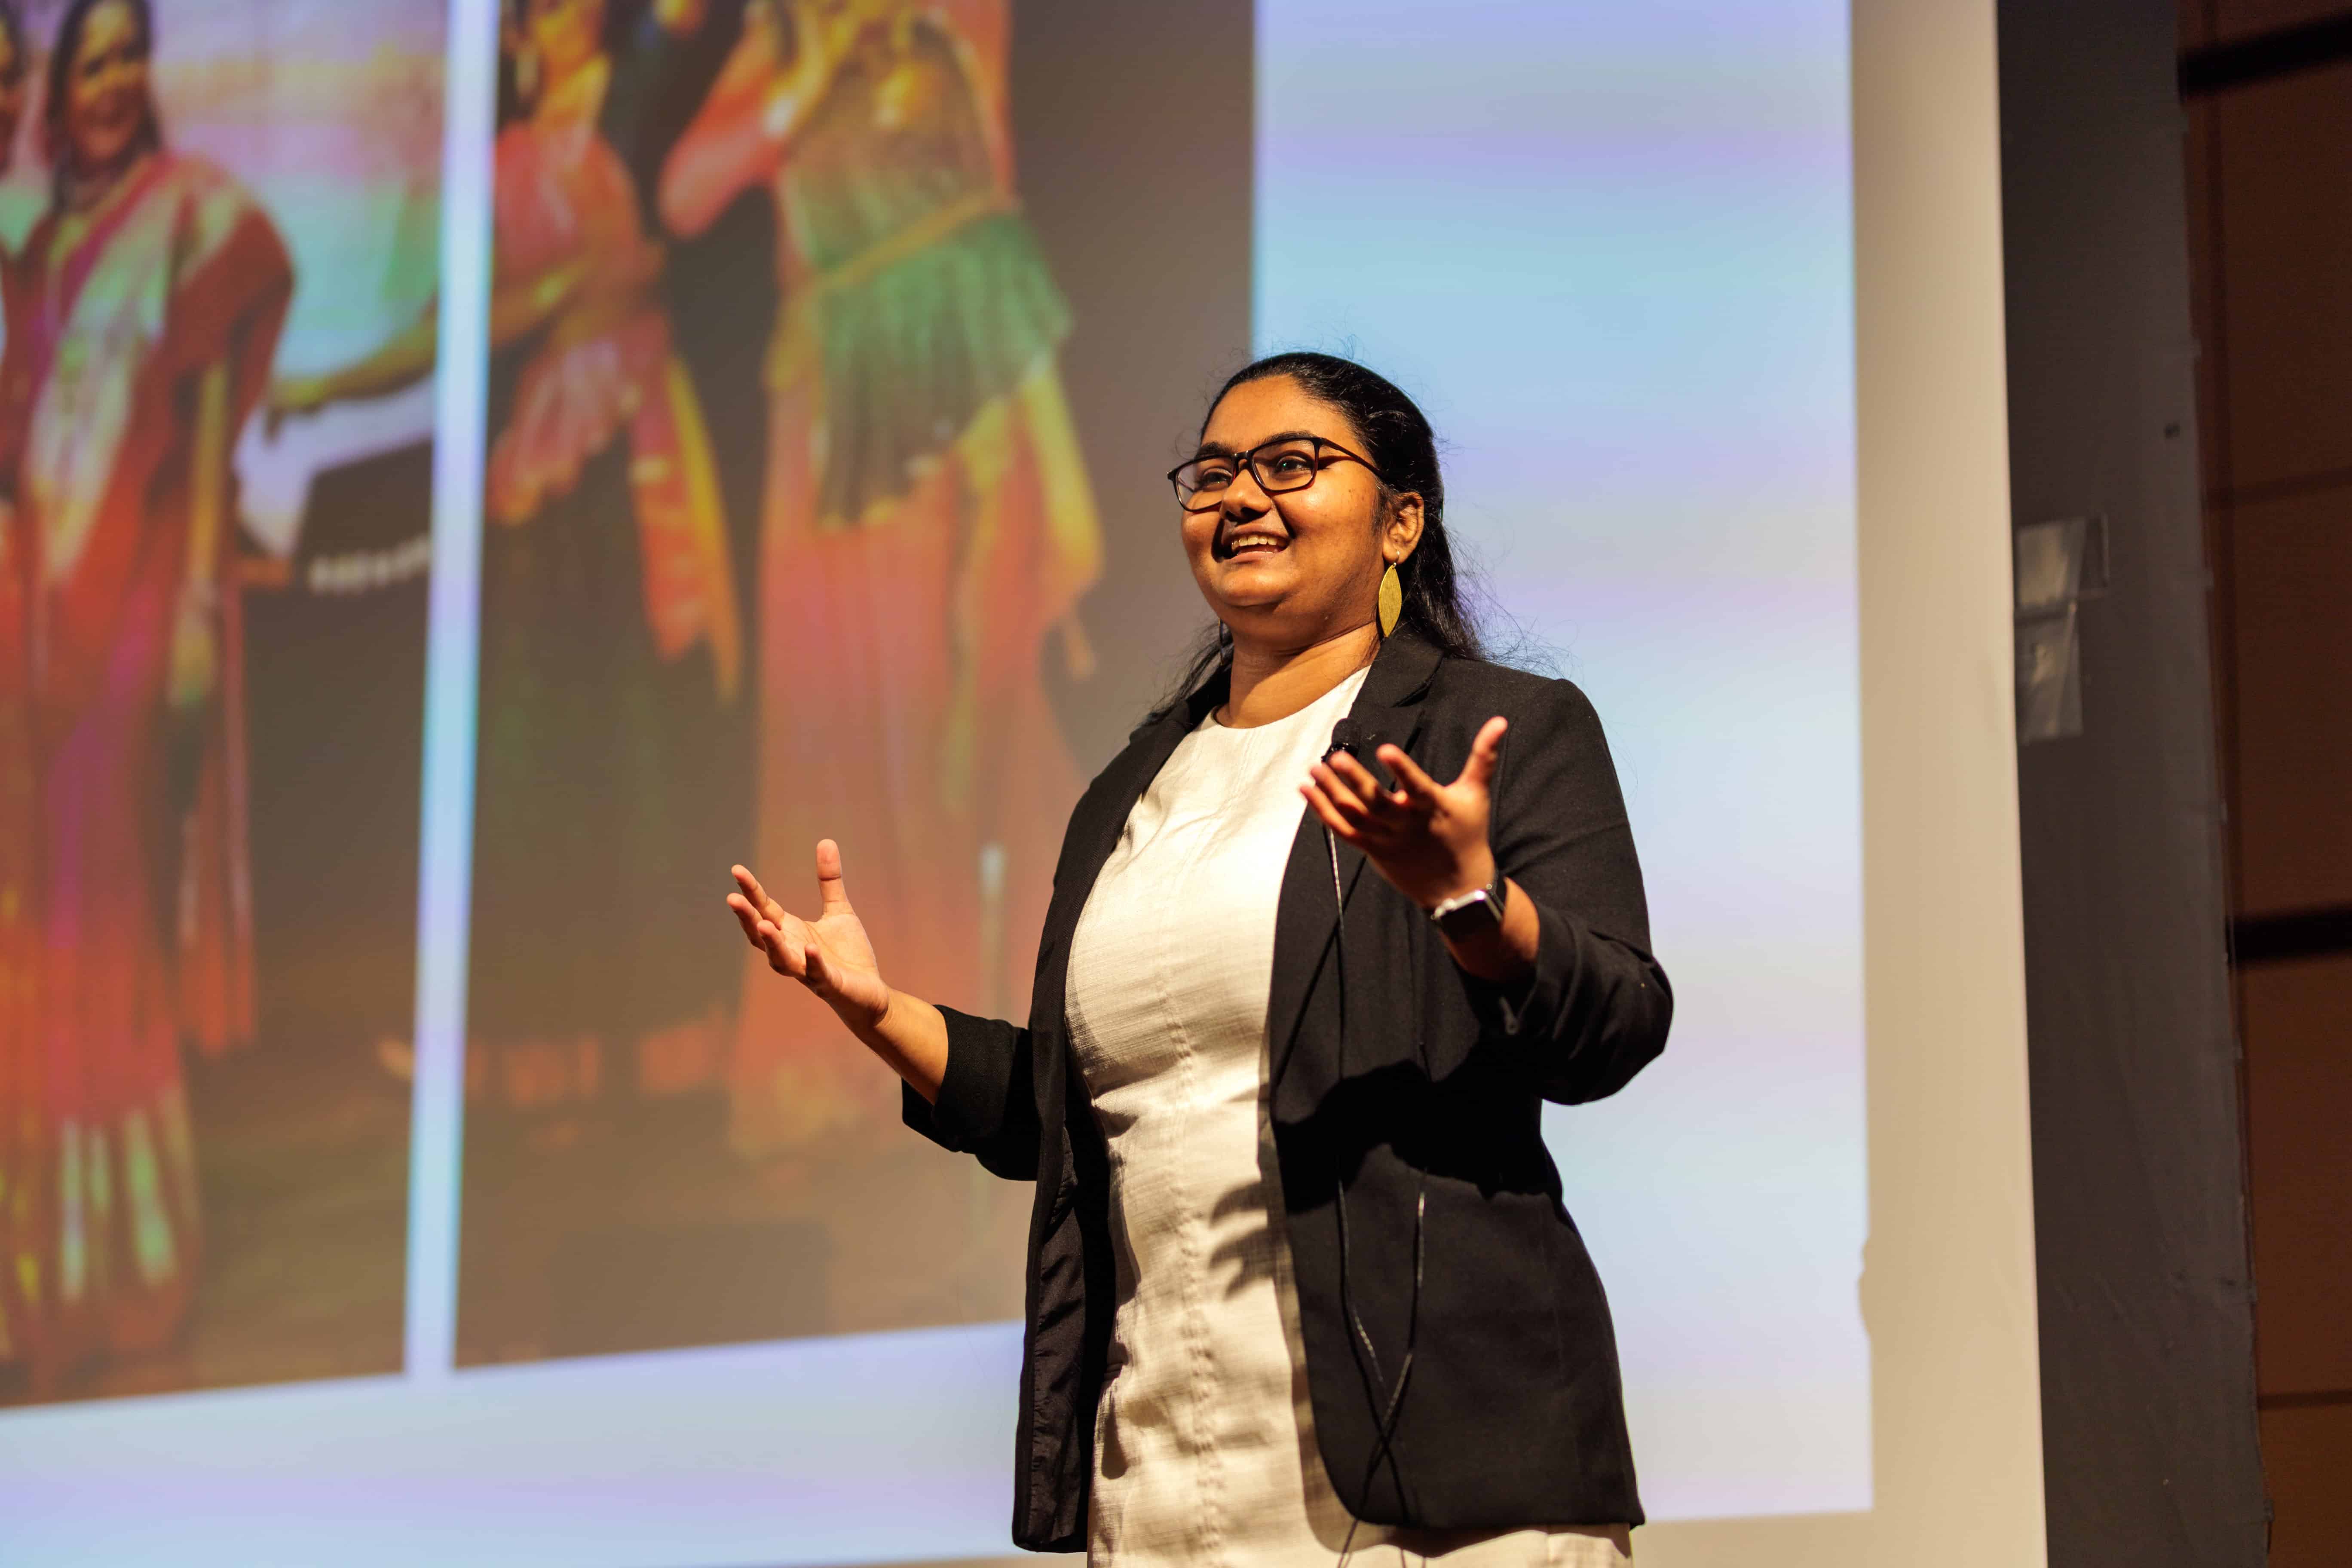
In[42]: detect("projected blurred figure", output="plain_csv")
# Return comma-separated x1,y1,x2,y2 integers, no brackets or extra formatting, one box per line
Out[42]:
0,0,291,1390
274,0,743,1113
0,0,35,1387
660,0,1099,1154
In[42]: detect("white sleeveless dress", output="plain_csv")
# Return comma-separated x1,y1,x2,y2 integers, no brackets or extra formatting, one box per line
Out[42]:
1064,670,1634,1567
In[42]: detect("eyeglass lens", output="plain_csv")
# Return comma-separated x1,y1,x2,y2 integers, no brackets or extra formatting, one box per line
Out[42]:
1173,439,1325,508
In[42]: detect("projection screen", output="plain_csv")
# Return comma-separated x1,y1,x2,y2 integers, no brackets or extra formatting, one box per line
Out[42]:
0,0,2042,1563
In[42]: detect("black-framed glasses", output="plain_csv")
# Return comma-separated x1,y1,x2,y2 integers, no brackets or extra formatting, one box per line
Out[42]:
1167,435,1383,511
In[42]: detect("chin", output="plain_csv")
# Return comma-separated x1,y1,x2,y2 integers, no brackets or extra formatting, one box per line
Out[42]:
1215,559,1297,594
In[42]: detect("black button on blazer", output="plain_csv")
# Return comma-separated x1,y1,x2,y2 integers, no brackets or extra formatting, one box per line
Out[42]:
903,628,1673,1553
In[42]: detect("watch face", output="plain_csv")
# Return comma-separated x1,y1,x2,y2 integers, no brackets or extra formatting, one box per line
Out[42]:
1433,888,1502,938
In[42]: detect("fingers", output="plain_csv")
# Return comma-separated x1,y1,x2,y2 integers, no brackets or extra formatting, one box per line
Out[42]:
735,862,786,925
727,862,769,948
1308,758,1373,819
730,862,794,953
1299,778,1363,843
814,837,852,913
729,866,835,991
1307,728,1504,846
727,891,766,949
1456,717,1508,793
750,915,798,977
1329,748,1399,807
1321,750,1410,818
733,864,771,914
1378,743,1446,805
754,913,830,989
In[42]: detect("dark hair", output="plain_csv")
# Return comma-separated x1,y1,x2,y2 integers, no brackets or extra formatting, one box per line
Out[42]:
499,0,632,122
44,0,162,196
1155,351,1487,715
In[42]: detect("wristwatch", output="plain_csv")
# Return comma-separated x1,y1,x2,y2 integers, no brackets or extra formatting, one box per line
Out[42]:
1429,875,1508,940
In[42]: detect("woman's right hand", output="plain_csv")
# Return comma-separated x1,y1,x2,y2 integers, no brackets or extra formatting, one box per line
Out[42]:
729,841,892,1033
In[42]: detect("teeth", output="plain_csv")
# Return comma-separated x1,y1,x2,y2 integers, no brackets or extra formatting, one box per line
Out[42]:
1228,535,1283,552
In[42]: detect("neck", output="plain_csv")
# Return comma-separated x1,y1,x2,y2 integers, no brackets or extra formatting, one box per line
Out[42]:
1220,620,1378,729
62,144,151,213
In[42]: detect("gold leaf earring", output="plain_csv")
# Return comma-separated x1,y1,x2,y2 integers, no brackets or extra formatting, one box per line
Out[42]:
1377,562,1403,639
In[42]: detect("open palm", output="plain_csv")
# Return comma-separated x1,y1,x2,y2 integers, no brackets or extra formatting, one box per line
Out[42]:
727,840,891,1029
1303,715,1507,910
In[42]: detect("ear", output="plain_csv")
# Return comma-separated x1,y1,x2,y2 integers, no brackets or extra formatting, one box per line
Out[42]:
1382,490,1426,565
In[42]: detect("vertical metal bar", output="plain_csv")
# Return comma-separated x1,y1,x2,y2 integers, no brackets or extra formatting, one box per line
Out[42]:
403,0,499,1382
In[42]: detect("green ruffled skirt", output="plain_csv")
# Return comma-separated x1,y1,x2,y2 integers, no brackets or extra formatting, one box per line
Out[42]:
810,207,1072,529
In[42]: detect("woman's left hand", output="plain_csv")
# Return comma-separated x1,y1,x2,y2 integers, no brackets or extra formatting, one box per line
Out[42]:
1303,716,1507,911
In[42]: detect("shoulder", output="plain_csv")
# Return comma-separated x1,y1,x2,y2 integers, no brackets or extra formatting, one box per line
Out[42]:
1421,656,1607,741
1419,658,1625,824
157,153,284,247
141,165,292,337
1418,661,1636,864
154,152,248,206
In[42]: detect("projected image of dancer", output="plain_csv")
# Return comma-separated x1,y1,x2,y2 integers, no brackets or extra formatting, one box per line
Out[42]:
0,0,292,1395
276,0,745,1122
0,0,39,1392
726,355,1670,1563
662,0,1100,1158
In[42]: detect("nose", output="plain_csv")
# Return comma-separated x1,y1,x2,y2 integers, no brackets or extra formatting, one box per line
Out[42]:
1218,463,1274,519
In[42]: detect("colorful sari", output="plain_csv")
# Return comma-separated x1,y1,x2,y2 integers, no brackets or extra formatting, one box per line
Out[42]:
0,153,291,1389
464,61,744,1108
662,0,1102,1154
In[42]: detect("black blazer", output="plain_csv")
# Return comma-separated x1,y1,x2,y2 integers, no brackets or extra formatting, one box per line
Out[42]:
903,629,1672,1552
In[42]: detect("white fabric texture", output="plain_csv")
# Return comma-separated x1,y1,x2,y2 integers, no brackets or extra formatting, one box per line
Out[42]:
1064,668,1632,1568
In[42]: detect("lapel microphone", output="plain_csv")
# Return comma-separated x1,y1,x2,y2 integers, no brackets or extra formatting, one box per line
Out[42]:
1327,718,1392,781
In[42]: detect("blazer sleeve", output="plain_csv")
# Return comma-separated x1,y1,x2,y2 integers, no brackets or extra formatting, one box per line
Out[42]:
1459,678,1673,1104
901,1004,1044,1180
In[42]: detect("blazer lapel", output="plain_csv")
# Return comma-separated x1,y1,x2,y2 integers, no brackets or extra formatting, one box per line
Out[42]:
1265,631,1445,1096
1035,669,1231,981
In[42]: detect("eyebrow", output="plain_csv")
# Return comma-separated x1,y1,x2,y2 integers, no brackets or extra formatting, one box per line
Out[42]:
1191,429,1330,461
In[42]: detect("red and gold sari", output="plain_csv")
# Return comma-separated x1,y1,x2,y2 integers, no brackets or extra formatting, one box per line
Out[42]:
662,0,1101,1155
462,53,744,1112
0,153,291,1388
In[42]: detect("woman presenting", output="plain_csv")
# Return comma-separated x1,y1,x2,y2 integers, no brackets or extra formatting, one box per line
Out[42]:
726,353,1672,1564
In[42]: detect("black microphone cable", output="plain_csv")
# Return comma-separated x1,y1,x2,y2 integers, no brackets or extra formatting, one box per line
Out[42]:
1322,763,1431,1566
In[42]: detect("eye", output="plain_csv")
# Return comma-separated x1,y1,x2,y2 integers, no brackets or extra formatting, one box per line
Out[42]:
1264,453,1314,476
1191,462,1237,488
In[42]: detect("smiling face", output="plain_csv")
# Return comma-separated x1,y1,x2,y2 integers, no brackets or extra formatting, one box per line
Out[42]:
63,0,152,177
1182,374,1423,654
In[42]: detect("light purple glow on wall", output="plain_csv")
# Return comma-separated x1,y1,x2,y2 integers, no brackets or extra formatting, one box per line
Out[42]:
1256,0,1868,1520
